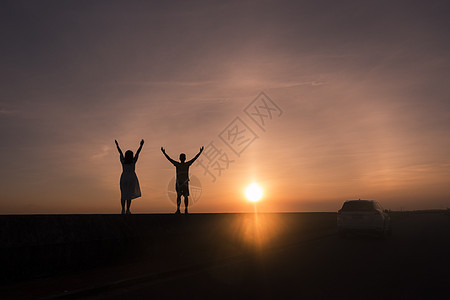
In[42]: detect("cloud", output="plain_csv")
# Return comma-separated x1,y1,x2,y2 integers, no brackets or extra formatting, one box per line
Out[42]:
117,78,326,90
0,108,19,115
121,80,216,87
91,145,112,160
266,80,326,89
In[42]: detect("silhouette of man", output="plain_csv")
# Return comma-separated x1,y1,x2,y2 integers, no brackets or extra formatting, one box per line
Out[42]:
161,146,204,214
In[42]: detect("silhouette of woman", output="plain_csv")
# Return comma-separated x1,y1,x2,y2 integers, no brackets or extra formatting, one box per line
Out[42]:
115,139,144,214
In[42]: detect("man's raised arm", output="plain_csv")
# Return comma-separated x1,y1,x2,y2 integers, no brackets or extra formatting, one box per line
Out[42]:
161,147,177,165
188,146,204,165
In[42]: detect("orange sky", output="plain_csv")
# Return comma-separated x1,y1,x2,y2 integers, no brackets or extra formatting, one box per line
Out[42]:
1,1,450,213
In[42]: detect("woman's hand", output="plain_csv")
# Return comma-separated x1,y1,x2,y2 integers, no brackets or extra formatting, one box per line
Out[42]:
115,139,123,156
140,139,144,146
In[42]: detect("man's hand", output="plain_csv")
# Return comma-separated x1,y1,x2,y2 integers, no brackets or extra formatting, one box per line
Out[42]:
200,146,204,153
161,147,165,153
140,139,144,146
115,140,119,147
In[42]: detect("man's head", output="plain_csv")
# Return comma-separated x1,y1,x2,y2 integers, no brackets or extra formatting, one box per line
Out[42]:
179,153,186,162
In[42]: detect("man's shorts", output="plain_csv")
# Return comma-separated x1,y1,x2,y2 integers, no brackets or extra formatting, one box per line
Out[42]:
176,181,190,197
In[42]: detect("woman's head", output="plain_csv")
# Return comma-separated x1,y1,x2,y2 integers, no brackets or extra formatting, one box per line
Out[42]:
124,150,134,164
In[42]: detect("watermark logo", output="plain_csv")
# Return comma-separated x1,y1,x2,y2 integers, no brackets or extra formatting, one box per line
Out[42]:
244,91,283,132
166,174,203,207
196,141,235,183
196,91,283,183
219,117,258,157
165,91,282,206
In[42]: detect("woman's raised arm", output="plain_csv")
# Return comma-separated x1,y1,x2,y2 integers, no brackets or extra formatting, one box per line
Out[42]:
115,139,124,159
134,139,144,162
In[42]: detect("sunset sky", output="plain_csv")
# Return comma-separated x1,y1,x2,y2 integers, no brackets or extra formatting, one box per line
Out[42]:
1,0,450,214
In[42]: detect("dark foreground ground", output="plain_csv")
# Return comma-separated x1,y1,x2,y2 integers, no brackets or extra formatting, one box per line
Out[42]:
1,212,450,299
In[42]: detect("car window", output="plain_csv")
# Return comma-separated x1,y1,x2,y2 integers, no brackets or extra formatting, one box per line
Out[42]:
341,201,375,211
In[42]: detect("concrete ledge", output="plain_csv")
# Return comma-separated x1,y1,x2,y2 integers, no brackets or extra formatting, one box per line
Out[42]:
0,213,337,283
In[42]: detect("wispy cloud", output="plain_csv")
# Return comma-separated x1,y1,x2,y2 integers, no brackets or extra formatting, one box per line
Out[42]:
91,145,112,160
267,80,326,89
0,108,19,115
117,78,326,89
119,80,216,87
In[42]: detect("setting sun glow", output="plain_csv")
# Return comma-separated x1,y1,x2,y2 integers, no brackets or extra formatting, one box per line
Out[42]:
245,183,263,202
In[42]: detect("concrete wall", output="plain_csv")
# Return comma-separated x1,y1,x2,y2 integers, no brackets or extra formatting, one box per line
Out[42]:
0,213,337,283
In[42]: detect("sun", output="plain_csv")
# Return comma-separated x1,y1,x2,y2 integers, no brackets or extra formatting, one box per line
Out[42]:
245,183,263,202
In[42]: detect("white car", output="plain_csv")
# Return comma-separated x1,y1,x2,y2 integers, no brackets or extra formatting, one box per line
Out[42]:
337,200,391,238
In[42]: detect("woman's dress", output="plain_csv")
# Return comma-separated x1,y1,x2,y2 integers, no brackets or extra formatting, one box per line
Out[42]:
120,156,141,200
